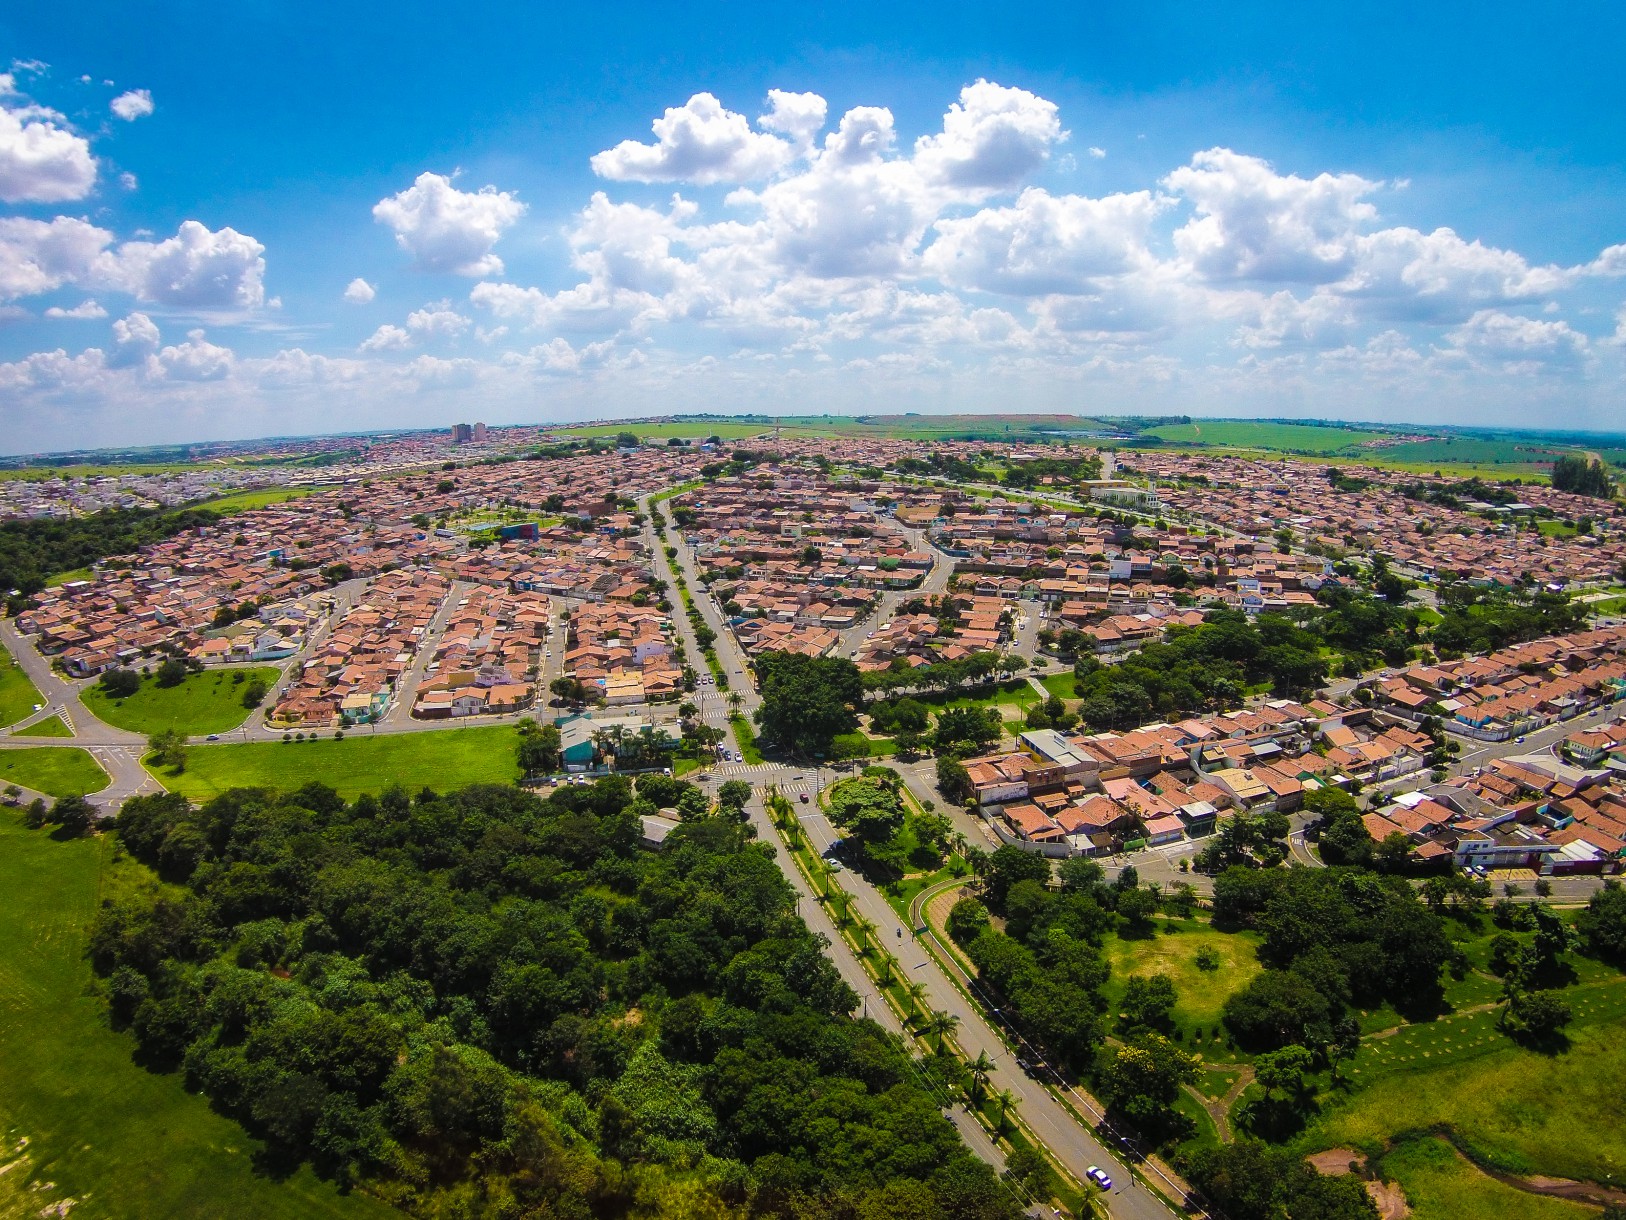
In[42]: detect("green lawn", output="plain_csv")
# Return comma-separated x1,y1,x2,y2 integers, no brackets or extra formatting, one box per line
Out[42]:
0,813,401,1220
1375,1137,1594,1220
195,486,318,513
0,640,43,727
82,666,282,736
1039,672,1077,700
551,421,768,441
1305,992,1626,1184
1140,421,1393,454
1101,918,1262,1038
730,716,765,764
45,566,94,587
12,712,73,738
152,724,524,801
0,747,109,798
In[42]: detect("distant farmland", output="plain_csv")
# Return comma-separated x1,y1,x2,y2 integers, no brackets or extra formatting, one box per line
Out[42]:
1139,420,1396,453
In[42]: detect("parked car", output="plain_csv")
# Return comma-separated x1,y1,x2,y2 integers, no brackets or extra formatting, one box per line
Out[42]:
1086,1167,1113,1191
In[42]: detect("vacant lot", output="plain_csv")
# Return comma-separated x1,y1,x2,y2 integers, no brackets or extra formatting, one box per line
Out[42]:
196,486,318,513
0,747,108,798
0,814,400,1219
1141,421,1394,453
1375,1137,1595,1220
0,640,42,727
82,666,281,736
1304,1003,1626,1185
1101,918,1262,1036
154,724,523,801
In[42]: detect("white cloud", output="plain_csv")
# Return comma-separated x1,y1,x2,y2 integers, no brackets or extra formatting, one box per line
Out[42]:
1447,309,1587,365
0,96,96,203
591,92,798,184
156,328,234,380
758,90,828,155
360,324,410,352
107,220,266,310
110,89,154,121
924,188,1166,295
109,310,160,366
0,216,112,299
912,80,1066,191
44,298,106,319
343,277,376,303
373,171,525,276
1088,146,1106,159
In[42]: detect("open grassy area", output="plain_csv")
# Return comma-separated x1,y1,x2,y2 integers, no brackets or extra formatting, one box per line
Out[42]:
0,813,401,1219
0,641,43,727
195,486,319,513
1101,918,1262,1038
549,420,768,440
1305,991,1626,1184
1375,1137,1595,1220
1140,421,1394,454
45,566,94,587
82,666,281,736
151,724,523,801
0,747,109,798
1039,672,1077,700
12,712,73,738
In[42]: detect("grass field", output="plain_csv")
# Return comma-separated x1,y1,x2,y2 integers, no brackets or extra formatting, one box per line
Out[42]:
1304,998,1626,1184
1039,672,1077,699
1375,1138,1595,1220
12,712,73,738
0,641,42,727
82,667,282,737
1141,421,1395,453
45,567,94,587
195,486,319,513
0,747,109,798
0,813,401,1219
1371,436,1567,473
1101,918,1262,1038
550,420,768,440
151,724,523,801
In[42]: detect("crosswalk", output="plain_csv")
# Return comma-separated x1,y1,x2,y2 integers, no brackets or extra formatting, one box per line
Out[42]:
709,762,792,777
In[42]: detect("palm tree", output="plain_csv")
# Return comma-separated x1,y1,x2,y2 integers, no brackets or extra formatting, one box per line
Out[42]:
876,953,894,987
992,1087,1017,1137
924,1010,961,1055
902,980,929,1025
852,915,877,958
727,691,744,717
828,890,852,927
967,1050,995,1105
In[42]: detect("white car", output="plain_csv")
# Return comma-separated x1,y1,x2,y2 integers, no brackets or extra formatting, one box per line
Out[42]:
1086,1166,1112,1191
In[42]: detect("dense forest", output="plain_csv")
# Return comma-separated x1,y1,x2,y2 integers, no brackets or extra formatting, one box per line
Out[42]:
0,503,223,596
96,780,1019,1219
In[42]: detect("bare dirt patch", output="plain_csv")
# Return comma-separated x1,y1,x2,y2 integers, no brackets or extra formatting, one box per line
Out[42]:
1308,1148,1362,1175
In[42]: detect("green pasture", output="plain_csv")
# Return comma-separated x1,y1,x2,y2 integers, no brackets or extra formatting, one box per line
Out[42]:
150,724,524,801
1139,421,1393,453
0,747,108,798
0,813,401,1219
1375,1137,1594,1220
82,666,282,737
0,641,43,726
1101,918,1262,1039
196,486,319,513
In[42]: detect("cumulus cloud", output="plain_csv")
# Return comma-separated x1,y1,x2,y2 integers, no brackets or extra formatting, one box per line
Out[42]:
758,90,828,155
591,92,798,184
360,302,470,351
44,298,106,319
1447,309,1588,365
360,324,410,352
110,88,154,121
0,216,112,299
156,328,234,380
343,277,376,303
109,310,160,366
912,80,1066,191
109,220,267,310
373,172,525,276
0,96,96,203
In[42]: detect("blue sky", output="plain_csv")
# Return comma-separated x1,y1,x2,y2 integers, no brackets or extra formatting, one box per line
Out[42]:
1,1,1624,452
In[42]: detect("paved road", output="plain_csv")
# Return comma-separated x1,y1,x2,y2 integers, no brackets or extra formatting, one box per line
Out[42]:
647,493,1177,1220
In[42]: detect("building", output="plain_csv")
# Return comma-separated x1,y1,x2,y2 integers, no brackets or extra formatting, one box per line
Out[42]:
451,423,474,444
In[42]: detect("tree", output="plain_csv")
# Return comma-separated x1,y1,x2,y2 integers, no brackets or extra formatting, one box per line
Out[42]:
147,728,188,772
1119,973,1177,1033
1115,885,1160,931
1577,881,1626,965
99,667,141,698
930,706,1002,756
1254,1044,1314,1105
1224,969,1332,1050
715,780,753,815
240,677,269,709
980,846,1051,911
754,652,863,757
1101,1033,1198,1139
154,657,188,688
923,1009,960,1054
47,794,95,837
1184,1141,1379,1220
515,720,561,774
1550,454,1613,498
935,756,973,804
1501,988,1572,1042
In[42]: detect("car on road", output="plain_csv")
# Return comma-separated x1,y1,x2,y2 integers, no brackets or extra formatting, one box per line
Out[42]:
799,792,810,803
1515,735,1527,744
1086,1166,1113,1191
205,734,219,741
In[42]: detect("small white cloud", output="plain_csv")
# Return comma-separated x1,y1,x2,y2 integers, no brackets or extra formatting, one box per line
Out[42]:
0,96,97,203
373,171,526,276
360,323,410,352
343,277,376,304
44,298,106,319
110,89,154,121
156,328,234,380
592,92,798,184
1088,146,1106,159
119,171,138,190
